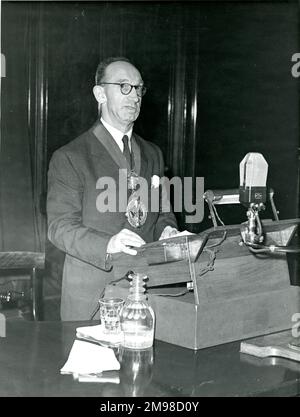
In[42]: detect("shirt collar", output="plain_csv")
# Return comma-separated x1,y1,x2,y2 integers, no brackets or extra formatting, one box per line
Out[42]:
100,117,132,151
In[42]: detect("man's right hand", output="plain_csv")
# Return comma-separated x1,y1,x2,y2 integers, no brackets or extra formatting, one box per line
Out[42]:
106,228,146,255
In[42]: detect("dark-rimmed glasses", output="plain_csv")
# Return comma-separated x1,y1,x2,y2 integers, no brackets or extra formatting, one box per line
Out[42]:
100,82,147,97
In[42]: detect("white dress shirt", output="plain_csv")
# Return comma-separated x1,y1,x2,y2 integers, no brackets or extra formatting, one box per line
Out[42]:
100,117,132,152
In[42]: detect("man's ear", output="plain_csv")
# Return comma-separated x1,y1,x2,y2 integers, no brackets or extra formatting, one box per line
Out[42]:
93,85,107,104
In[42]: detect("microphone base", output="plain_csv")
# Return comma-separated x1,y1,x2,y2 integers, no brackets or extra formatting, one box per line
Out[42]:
239,186,267,206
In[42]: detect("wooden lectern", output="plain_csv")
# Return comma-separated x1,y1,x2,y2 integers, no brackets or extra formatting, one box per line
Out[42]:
105,218,300,350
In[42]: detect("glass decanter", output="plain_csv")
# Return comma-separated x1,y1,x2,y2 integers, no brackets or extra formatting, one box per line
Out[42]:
120,273,155,349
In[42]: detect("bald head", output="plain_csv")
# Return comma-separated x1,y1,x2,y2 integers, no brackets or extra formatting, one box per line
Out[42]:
95,56,132,85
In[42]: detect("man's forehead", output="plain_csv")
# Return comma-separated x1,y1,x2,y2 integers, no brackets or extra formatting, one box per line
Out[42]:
105,61,142,82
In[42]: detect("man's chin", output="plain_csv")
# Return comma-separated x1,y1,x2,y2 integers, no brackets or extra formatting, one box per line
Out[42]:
122,113,139,123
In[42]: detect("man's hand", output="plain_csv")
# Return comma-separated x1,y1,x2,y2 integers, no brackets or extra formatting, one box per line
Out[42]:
159,225,179,240
107,228,146,255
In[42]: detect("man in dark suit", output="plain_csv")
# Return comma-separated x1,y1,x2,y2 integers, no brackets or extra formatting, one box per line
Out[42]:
47,57,178,320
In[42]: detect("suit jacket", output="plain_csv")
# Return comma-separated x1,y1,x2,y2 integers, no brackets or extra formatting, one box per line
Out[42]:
47,120,177,320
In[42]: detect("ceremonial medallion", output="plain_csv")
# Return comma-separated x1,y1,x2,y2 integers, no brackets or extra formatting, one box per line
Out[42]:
126,193,147,228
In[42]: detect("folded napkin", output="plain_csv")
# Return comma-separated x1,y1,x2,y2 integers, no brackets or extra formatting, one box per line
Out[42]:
60,339,120,375
76,324,123,347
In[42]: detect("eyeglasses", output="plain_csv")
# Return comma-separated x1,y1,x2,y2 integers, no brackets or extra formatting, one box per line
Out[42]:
100,82,147,97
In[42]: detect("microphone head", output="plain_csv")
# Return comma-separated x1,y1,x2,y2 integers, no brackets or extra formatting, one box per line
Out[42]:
239,152,268,206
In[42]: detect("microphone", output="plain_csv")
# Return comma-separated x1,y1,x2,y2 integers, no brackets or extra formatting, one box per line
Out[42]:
239,153,268,245
239,153,300,253
239,152,268,207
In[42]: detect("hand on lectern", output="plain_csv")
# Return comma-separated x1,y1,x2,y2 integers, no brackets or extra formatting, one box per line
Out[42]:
107,228,145,255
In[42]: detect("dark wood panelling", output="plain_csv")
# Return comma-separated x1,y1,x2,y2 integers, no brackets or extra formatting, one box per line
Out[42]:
190,3,299,230
45,2,102,159
27,3,48,248
1,3,36,251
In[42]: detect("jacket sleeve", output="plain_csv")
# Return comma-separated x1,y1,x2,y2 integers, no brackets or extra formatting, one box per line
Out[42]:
153,146,178,240
47,149,112,270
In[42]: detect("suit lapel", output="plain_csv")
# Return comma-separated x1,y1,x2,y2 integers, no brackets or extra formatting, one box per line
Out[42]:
131,134,141,176
91,121,128,170
132,133,148,178
91,121,147,177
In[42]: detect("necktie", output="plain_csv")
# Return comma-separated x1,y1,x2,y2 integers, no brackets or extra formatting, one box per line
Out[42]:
122,135,132,171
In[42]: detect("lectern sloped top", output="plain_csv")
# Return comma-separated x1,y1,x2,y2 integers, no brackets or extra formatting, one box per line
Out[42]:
108,218,300,350
111,218,299,288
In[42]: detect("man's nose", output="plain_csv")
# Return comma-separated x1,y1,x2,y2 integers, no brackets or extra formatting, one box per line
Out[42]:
129,87,140,102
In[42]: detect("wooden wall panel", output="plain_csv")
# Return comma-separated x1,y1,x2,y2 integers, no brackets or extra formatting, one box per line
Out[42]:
1,3,36,251
189,3,299,230
45,2,102,159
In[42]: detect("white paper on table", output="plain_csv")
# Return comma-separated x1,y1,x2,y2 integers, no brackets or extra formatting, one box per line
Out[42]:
76,324,123,347
60,339,120,375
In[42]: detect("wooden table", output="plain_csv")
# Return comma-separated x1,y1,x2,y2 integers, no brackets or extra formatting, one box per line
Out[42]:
0,321,299,397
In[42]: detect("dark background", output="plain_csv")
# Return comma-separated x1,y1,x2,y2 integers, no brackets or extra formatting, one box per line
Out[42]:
1,1,299,316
